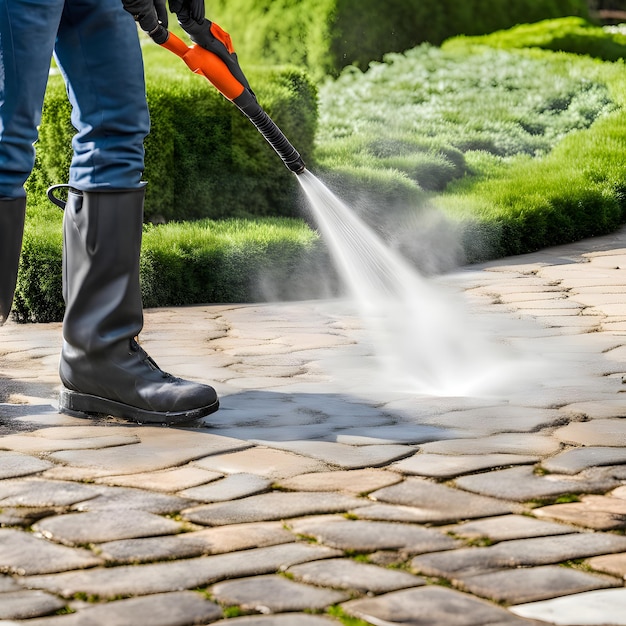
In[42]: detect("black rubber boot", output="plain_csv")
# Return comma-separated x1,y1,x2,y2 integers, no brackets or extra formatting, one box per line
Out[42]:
56,187,219,424
0,197,27,326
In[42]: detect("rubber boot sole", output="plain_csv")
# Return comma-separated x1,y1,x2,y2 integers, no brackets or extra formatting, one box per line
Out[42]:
59,387,219,425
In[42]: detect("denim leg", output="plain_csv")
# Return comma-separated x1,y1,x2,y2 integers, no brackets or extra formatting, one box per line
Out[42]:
0,0,64,198
54,0,150,190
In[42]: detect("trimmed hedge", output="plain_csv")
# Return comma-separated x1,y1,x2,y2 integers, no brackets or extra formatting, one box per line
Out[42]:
208,0,590,78
13,214,334,323
31,43,317,223
444,16,626,61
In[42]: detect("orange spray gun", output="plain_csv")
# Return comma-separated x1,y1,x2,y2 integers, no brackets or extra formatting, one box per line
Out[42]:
150,22,306,174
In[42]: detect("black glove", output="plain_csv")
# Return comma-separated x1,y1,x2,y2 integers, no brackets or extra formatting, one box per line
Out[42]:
122,0,168,35
173,8,252,92
168,0,205,23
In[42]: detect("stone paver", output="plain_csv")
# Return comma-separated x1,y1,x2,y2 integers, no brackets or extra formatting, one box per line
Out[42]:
95,466,224,492
460,565,619,604
191,447,330,479
98,521,295,564
3,227,626,625
210,616,339,625
20,544,342,598
32,510,184,546
392,452,538,478
71,484,194,514
454,465,621,503
541,446,626,475
411,533,626,579
586,553,626,579
533,494,626,531
0,528,102,575
10,591,222,626
287,557,425,593
182,491,368,526
211,575,349,613
510,588,626,625
368,477,518,522
277,468,402,494
0,452,53,479
48,428,251,474
253,440,415,470
0,590,66,620
289,518,460,554
448,514,576,543
419,432,563,456
180,473,271,502
554,419,626,447
0,478,102,507
342,586,530,625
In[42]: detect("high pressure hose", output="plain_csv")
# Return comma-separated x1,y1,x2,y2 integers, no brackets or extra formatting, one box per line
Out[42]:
152,23,306,175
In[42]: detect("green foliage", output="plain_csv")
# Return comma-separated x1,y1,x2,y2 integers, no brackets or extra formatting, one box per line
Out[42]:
33,36,317,223
18,14,626,322
12,222,64,324
208,0,337,81
14,210,328,322
445,17,626,61
209,0,589,78
140,217,326,307
316,44,615,210
435,50,626,260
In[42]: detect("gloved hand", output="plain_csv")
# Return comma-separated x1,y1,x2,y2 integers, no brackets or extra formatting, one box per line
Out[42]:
122,0,168,35
172,8,252,93
168,0,205,23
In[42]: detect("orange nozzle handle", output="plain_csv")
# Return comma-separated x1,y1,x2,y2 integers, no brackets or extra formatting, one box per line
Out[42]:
160,31,245,101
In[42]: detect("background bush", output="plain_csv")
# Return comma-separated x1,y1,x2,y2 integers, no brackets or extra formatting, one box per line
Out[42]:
13,212,333,323
444,16,626,60
209,0,589,78
314,42,620,265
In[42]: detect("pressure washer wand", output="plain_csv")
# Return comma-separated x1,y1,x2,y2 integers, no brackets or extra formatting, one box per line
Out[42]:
152,24,306,175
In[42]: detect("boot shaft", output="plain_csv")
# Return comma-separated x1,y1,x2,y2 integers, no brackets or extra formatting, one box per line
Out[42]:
57,186,220,423
62,188,145,352
0,197,27,325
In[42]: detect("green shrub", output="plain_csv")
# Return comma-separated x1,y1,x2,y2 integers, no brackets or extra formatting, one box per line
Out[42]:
314,41,626,262
444,16,626,61
12,209,64,323
33,40,317,223
140,218,328,306
315,44,615,211
208,0,589,78
13,215,330,323
435,50,626,260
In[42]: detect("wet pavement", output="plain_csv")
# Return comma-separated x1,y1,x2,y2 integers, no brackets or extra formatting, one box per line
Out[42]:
2,227,626,625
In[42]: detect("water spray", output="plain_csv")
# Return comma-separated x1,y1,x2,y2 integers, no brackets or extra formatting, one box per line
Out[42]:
151,23,306,175
147,20,531,397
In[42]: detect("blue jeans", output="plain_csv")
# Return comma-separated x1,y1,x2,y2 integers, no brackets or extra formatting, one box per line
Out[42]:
0,0,150,198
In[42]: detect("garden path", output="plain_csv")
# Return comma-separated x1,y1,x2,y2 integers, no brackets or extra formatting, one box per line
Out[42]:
2,226,626,624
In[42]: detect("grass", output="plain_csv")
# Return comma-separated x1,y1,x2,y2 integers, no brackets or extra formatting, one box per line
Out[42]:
327,605,374,626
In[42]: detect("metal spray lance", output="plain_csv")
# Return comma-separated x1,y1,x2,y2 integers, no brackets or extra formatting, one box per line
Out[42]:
149,21,306,175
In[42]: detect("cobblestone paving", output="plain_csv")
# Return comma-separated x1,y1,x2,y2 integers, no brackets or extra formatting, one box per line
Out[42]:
2,228,626,625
